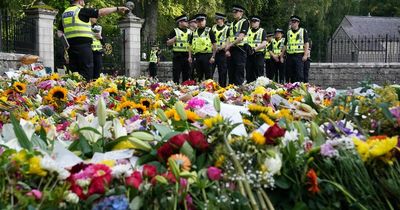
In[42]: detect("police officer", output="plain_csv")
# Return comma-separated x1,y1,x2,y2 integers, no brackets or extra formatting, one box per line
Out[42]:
189,14,217,81
189,17,198,32
211,12,229,87
167,15,191,84
282,15,309,82
264,32,274,79
246,15,267,83
225,4,249,86
149,44,160,78
188,16,198,79
59,0,128,81
268,28,285,83
91,18,104,79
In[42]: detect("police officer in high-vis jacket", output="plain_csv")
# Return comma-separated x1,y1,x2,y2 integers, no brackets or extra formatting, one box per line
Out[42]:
267,28,285,83
59,0,128,81
167,15,192,84
225,4,249,86
282,15,309,82
91,18,104,79
211,12,229,87
246,15,267,83
189,14,217,82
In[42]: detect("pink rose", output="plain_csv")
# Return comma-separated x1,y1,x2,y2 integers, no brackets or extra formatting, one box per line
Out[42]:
143,164,157,178
207,167,222,181
126,171,143,189
27,189,42,200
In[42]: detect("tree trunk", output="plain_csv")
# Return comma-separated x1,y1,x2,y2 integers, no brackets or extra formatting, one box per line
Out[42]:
142,0,158,45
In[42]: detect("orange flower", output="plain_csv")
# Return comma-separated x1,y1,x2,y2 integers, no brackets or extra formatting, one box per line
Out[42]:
306,168,320,194
168,154,191,171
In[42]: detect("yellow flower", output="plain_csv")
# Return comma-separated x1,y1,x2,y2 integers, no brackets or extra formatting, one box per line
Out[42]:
100,160,115,167
215,155,225,168
259,113,275,126
13,82,27,94
168,154,191,171
47,86,68,102
116,101,147,113
251,131,266,145
140,98,152,109
204,114,223,128
353,136,398,162
165,108,180,121
248,104,273,114
252,86,267,95
276,109,293,122
75,95,87,104
28,156,47,176
186,110,200,122
113,140,136,150
353,138,370,161
12,150,28,163
242,95,252,102
369,136,397,158
243,118,254,127
104,87,118,95
50,73,60,80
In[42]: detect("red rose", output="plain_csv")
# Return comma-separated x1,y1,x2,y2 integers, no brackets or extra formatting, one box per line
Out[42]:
264,123,286,145
187,130,209,152
169,133,189,149
162,171,177,183
126,171,143,189
157,143,174,161
88,177,108,195
263,93,271,103
143,164,157,178
70,183,85,199
182,80,196,86
207,167,222,181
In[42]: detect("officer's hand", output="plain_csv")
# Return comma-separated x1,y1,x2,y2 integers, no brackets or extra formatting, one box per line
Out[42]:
302,55,307,62
188,56,192,63
273,55,279,62
225,50,231,57
280,57,284,63
118,7,130,14
209,57,215,64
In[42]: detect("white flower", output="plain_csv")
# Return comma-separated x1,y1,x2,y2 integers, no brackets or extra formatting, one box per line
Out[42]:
40,155,58,172
64,191,79,204
57,169,70,180
76,179,90,187
255,76,271,87
281,130,299,146
112,164,133,178
263,148,282,175
137,79,146,86
113,118,127,138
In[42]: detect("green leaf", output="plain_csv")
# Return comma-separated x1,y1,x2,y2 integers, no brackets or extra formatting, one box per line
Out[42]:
68,139,80,151
293,202,308,210
39,126,47,143
10,113,32,151
78,134,92,155
153,123,173,137
275,176,291,189
104,135,130,151
161,131,182,142
78,127,102,135
31,135,47,151
195,153,207,169
180,141,195,162
85,194,102,205
130,196,144,210
379,103,396,123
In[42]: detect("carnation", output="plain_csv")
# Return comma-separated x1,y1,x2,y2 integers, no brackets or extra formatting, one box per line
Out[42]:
255,76,271,87
112,164,133,178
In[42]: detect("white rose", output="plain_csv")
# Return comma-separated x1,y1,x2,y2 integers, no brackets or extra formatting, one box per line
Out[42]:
263,150,282,175
64,191,79,204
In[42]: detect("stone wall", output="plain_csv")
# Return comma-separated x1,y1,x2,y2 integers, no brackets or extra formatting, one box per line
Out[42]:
0,53,26,73
140,62,400,89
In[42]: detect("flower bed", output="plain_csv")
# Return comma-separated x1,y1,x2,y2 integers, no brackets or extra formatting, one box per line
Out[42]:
0,71,399,209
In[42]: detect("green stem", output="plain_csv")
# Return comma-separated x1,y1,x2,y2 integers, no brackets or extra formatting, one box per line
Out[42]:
260,189,275,210
256,189,268,210
321,179,368,210
237,180,246,197
223,132,259,210
173,182,179,210
101,126,105,152
37,174,55,210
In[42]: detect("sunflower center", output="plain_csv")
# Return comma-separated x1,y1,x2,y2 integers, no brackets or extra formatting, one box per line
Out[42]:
142,101,150,108
16,85,23,91
53,91,65,99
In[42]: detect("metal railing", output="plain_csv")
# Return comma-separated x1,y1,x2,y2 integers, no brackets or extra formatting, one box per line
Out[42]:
0,10,36,54
141,40,172,61
326,35,400,63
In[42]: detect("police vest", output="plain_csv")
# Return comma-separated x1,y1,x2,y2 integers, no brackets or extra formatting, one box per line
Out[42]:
229,18,248,46
149,49,158,63
212,24,229,48
247,28,264,52
192,27,213,54
286,28,305,54
272,38,285,54
92,38,103,51
173,28,191,52
265,42,271,59
62,5,93,39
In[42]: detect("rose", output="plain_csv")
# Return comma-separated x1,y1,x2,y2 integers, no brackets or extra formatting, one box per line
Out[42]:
157,143,174,161
125,171,142,189
169,133,189,149
143,164,157,178
207,166,222,181
187,130,209,152
264,123,286,145
27,189,42,200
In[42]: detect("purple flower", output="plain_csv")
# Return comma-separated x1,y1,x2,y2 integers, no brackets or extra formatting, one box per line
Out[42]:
320,140,339,158
390,106,400,124
92,195,129,210
37,80,55,90
207,167,222,181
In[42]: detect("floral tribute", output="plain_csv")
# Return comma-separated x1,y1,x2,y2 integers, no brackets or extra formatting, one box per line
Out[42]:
0,71,399,210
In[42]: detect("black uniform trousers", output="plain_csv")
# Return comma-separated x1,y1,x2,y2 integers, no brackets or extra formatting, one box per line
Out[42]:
172,52,190,84
68,43,93,81
194,53,212,82
93,51,103,80
272,60,285,83
286,53,305,82
227,46,247,85
212,51,228,87
149,62,157,77
246,52,264,83
265,58,274,80
304,58,311,83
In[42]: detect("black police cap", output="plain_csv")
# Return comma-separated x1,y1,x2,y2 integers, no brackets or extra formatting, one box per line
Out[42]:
275,28,284,33
175,15,188,23
195,13,207,20
215,12,226,19
189,16,197,23
232,4,245,12
250,15,261,22
290,15,301,22
267,32,274,37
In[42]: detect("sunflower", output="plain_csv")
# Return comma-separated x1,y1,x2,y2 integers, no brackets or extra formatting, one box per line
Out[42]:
259,113,275,126
203,114,223,128
13,82,27,94
47,86,68,101
116,101,147,114
140,98,152,109
104,87,118,96
186,110,200,123
168,154,191,171
133,103,147,114
50,73,60,80
251,131,266,145
2,89,14,97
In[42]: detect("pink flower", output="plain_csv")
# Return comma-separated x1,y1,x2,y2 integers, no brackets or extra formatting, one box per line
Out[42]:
126,171,142,189
207,167,222,181
186,97,206,109
27,189,42,200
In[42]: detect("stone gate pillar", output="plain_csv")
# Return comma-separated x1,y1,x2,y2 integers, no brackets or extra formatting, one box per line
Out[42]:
118,3,144,78
25,4,57,70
